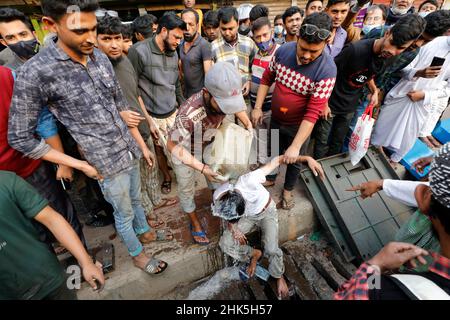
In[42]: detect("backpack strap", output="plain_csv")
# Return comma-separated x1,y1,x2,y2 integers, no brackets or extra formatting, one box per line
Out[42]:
389,274,450,300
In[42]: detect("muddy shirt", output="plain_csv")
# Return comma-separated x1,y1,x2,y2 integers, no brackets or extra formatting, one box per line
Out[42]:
168,90,225,153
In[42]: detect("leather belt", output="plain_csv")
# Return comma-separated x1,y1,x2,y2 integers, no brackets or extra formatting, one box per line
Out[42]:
258,196,273,215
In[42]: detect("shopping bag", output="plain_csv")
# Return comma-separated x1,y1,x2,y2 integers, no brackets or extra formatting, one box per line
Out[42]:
349,104,375,165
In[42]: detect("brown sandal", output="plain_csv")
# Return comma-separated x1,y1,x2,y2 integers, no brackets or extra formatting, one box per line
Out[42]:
276,194,295,210
154,197,179,210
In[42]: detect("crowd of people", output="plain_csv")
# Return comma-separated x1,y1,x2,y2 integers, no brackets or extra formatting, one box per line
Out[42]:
0,0,449,300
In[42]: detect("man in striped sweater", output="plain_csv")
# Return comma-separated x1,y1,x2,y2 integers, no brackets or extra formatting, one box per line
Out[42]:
253,12,337,210
250,17,281,177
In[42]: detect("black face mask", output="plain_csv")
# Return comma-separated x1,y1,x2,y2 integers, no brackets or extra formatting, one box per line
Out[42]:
8,38,39,60
238,24,251,36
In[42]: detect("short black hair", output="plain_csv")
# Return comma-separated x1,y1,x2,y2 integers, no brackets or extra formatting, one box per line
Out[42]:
249,4,269,22
300,12,332,43
181,8,199,24
203,10,219,28
121,23,133,40
216,190,246,223
97,15,122,35
0,7,33,31
429,196,450,235
306,0,324,10
326,0,351,9
132,14,154,38
274,14,283,23
217,6,239,25
252,17,271,33
41,0,99,22
156,12,187,34
390,14,426,47
282,6,304,24
419,0,439,11
424,10,450,37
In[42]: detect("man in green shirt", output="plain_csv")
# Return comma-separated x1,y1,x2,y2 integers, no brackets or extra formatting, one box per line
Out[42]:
0,170,104,300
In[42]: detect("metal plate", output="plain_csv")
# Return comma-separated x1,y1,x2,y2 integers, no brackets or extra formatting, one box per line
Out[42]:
300,169,356,262
301,147,415,263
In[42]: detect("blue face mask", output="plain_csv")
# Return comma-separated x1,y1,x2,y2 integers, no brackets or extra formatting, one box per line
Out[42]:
362,24,381,35
256,38,273,52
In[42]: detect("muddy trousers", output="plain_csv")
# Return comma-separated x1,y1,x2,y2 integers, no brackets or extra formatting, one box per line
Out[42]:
219,201,285,278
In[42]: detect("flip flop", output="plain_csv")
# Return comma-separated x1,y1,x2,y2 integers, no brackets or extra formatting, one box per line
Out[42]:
146,216,165,229
190,224,210,246
161,181,172,194
144,257,168,275
139,229,174,244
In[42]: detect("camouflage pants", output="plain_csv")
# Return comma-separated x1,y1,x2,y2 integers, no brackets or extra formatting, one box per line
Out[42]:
140,136,163,216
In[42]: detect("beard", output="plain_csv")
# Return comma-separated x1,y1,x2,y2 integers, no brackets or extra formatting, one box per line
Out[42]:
108,54,123,65
163,35,176,52
184,31,197,42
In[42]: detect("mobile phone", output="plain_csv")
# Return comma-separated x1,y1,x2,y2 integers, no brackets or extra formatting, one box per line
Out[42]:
430,56,445,67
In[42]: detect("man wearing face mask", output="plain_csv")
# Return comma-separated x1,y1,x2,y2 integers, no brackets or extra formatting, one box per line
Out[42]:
273,15,285,45
250,17,281,177
237,3,254,37
386,0,415,26
180,8,213,99
0,8,39,70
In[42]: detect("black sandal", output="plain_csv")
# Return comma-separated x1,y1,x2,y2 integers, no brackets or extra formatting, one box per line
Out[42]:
161,180,172,194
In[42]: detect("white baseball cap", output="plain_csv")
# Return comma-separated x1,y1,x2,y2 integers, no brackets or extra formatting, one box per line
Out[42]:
237,3,254,21
204,62,247,115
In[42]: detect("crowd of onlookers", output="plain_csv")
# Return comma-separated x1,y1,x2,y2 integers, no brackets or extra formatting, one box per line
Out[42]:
0,0,449,300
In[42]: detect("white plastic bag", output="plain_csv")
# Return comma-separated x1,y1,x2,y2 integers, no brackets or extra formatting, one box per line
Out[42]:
349,104,375,165
203,122,253,182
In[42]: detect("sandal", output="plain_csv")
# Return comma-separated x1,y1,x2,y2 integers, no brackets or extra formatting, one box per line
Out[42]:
190,224,210,245
154,197,179,210
161,180,172,194
277,194,295,210
139,229,174,244
144,257,168,275
262,180,275,187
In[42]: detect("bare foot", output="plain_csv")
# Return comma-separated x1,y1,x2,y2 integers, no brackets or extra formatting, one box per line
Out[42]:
247,248,262,277
153,197,178,210
277,277,290,299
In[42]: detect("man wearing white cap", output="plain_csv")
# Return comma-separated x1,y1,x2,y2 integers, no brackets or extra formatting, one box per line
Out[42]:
237,3,254,36
167,62,252,245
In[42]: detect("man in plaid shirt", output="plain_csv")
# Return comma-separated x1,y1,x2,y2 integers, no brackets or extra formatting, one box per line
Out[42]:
336,144,450,300
211,6,258,124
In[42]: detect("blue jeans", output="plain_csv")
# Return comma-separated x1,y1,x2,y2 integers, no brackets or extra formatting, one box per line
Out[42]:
98,161,150,257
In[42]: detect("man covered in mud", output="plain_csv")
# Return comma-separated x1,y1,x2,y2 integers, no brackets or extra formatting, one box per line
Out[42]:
212,154,324,298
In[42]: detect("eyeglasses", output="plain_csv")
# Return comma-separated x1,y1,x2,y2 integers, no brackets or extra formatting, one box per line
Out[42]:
95,9,119,19
300,24,331,40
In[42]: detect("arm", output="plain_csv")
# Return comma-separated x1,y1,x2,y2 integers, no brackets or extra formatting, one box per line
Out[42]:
203,59,213,74
259,155,284,176
167,138,219,182
283,120,315,164
45,134,74,181
175,76,186,105
202,41,213,74
335,242,428,300
35,206,105,289
129,126,155,168
367,78,379,106
138,96,159,141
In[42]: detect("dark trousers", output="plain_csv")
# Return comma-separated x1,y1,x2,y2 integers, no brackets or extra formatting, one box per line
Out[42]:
43,282,78,300
313,112,354,159
26,161,86,249
268,119,309,191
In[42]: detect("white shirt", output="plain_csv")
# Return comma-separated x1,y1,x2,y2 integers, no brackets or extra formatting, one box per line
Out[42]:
213,169,270,216
382,179,429,207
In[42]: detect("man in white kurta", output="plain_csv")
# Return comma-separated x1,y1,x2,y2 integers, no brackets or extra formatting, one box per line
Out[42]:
372,36,450,162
